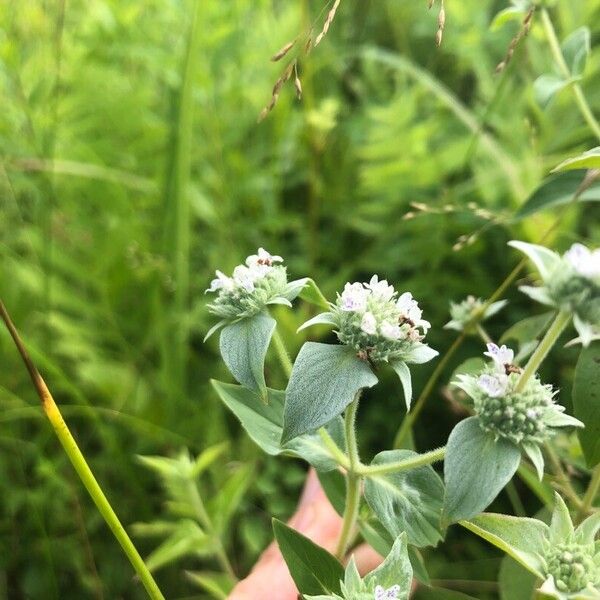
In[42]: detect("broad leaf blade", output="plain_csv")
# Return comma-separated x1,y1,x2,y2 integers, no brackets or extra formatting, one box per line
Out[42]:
443,417,521,523
364,533,412,598
364,450,444,547
282,342,378,443
573,342,600,467
461,513,547,576
272,519,344,596
219,312,276,396
552,147,600,173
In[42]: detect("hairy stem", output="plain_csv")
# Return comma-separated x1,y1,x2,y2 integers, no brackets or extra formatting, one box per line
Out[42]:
358,446,445,476
272,328,293,378
318,428,351,470
540,8,600,142
336,394,362,558
544,442,584,511
0,300,165,600
515,310,571,393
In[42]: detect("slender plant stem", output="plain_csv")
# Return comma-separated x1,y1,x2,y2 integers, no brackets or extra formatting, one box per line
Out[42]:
394,332,466,448
335,394,362,558
505,481,527,517
187,480,236,579
540,8,600,142
0,301,165,600
544,442,584,511
476,324,492,344
576,464,600,523
272,328,293,378
318,429,351,470
358,447,445,476
515,310,571,393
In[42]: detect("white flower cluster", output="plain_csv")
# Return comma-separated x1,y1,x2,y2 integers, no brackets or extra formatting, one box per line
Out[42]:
454,343,582,448
445,295,507,332
333,275,432,363
374,584,401,599
206,248,290,320
564,243,600,280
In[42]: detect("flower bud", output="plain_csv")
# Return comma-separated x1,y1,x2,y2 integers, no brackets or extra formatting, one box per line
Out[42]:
545,543,599,595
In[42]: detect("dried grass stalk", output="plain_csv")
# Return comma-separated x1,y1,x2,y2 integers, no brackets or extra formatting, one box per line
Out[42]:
435,0,446,47
271,40,296,62
495,7,535,73
258,61,296,122
315,0,341,47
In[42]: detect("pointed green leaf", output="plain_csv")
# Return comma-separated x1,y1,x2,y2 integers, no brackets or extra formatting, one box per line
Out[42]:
461,513,547,576
272,519,344,596
552,147,600,173
549,493,574,543
282,342,378,443
364,533,412,598
298,312,337,332
391,361,412,410
561,27,590,76
211,381,344,471
444,417,521,523
514,171,600,219
508,241,561,281
405,344,439,365
317,469,346,516
575,512,600,544
364,450,445,547
573,342,600,467
186,571,233,599
522,443,545,481
219,312,276,396
533,74,569,109
297,278,331,310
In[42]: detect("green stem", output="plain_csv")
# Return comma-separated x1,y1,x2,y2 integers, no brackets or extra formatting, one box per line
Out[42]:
187,481,236,580
544,442,584,511
335,395,362,558
272,328,293,379
515,310,571,393
540,8,600,142
358,447,445,476
0,301,165,600
318,428,351,470
476,324,493,345
576,464,600,523
394,332,465,448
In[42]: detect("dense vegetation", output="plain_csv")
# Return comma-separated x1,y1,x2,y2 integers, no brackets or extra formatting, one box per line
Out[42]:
0,1,599,598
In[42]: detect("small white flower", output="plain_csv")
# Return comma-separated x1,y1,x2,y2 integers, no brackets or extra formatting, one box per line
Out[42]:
366,275,396,301
564,243,600,279
361,312,377,335
397,292,422,321
245,247,283,267
375,585,401,599
478,373,509,398
233,265,258,292
381,320,402,340
526,409,539,420
206,270,234,293
340,282,369,312
484,343,514,369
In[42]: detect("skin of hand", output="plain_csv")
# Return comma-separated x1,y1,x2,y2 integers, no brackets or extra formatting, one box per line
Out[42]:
228,469,383,599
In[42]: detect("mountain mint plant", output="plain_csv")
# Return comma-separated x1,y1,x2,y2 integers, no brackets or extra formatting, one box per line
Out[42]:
205,240,598,600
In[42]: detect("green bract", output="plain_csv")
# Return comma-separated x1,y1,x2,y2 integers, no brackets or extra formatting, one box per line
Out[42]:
463,494,600,599
454,343,583,478
298,275,438,409
445,295,507,333
509,241,600,346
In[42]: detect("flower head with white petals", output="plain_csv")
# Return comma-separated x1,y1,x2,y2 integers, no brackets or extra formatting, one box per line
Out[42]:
510,240,600,346
453,344,582,451
205,248,299,324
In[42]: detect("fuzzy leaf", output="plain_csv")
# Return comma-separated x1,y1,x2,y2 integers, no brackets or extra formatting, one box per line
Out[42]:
391,361,412,410
443,417,521,523
405,343,439,364
282,342,378,443
298,312,337,332
498,555,538,600
297,278,331,309
272,519,344,596
364,533,412,598
219,312,276,397
522,443,545,481
461,513,547,576
211,381,344,471
364,450,445,547
508,241,561,281
573,342,600,467
549,493,574,543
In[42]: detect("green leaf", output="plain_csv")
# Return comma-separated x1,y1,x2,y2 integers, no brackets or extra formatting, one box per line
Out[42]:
192,442,229,478
552,147,600,173
573,342,600,467
561,27,590,76
498,556,538,600
364,533,412,597
508,241,561,281
298,312,337,332
490,6,526,31
391,361,412,410
211,381,344,471
317,469,346,516
501,312,554,347
272,519,344,596
282,342,378,443
209,464,253,534
186,571,234,599
533,74,569,109
522,443,545,481
219,312,276,397
514,171,600,219
548,493,574,544
297,278,331,310
461,513,547,576
364,449,445,547
575,512,600,544
443,417,521,523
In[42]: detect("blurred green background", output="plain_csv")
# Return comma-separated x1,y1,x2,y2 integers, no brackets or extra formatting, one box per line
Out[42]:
1,0,599,598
